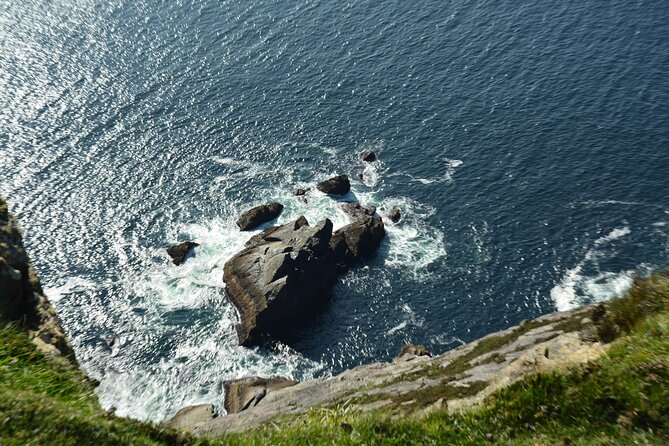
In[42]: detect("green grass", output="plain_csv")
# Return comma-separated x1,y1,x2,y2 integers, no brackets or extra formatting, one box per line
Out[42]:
0,326,205,446
2,274,669,445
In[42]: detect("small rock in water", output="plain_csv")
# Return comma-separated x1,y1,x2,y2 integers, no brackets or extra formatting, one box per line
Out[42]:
359,150,377,162
317,175,350,196
387,208,401,223
236,202,284,231
167,241,199,265
293,187,310,196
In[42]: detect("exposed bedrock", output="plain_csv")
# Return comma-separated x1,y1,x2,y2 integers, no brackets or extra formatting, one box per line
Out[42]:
0,195,72,358
236,202,284,231
224,376,298,414
224,213,385,345
316,175,350,196
395,343,431,362
339,202,377,221
223,217,339,346
330,215,385,268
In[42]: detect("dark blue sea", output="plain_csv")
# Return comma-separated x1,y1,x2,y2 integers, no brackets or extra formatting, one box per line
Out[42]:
1,0,668,420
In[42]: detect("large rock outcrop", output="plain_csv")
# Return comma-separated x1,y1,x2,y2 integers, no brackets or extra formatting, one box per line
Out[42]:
223,217,339,345
236,202,284,231
0,196,72,358
224,212,386,345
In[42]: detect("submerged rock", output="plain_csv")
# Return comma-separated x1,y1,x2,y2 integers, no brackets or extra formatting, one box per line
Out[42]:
167,241,199,266
317,175,350,196
224,217,338,345
359,150,377,162
387,208,401,223
224,376,298,414
236,202,284,231
330,215,385,267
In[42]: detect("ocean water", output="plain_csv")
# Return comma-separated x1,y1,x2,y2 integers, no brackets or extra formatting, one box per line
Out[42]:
1,0,668,421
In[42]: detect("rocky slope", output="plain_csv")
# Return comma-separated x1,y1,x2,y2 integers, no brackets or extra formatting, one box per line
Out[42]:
0,195,72,358
171,303,607,435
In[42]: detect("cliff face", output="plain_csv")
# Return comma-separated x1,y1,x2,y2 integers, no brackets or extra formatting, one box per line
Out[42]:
0,196,72,358
172,304,607,435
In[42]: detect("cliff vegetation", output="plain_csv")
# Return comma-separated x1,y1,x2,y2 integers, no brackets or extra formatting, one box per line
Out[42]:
0,274,667,444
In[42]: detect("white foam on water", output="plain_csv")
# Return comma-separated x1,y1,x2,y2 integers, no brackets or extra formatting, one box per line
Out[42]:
43,277,99,303
394,158,463,185
551,226,635,311
386,321,407,335
372,196,447,281
444,158,463,183
84,214,328,421
594,226,631,246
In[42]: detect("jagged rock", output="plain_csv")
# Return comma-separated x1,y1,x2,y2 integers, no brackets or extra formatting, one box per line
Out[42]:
317,175,350,196
166,241,199,266
387,208,401,223
340,203,376,221
224,376,298,414
359,150,377,162
224,217,338,345
167,404,217,430
0,195,73,358
330,215,385,267
395,343,431,362
236,202,284,231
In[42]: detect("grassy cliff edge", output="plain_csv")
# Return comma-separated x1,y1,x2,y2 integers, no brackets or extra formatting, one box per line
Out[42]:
0,273,668,445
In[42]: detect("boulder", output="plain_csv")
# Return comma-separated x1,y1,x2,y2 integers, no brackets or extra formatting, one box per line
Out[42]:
359,150,377,162
316,175,350,196
340,203,376,221
387,208,401,223
236,202,284,231
167,241,199,266
293,188,310,196
224,376,298,414
224,217,338,345
330,215,385,267
395,343,431,362
167,404,217,430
